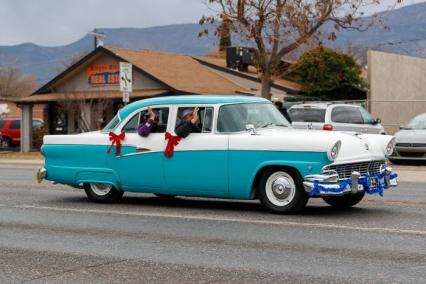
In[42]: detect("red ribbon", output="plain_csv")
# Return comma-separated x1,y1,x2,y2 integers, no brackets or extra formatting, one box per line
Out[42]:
164,131,181,158
107,132,126,156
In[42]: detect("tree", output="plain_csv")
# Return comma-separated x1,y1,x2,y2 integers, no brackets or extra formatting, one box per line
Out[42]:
201,0,392,99
296,47,364,98
218,16,232,51
0,66,37,98
58,91,113,133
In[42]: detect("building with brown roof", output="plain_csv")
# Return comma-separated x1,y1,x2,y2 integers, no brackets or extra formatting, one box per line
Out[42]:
193,55,302,102
18,46,254,151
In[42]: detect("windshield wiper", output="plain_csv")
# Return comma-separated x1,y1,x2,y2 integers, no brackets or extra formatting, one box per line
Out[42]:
259,123,274,129
259,123,288,128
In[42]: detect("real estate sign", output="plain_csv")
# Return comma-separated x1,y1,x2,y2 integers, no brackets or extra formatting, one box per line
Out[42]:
87,63,119,86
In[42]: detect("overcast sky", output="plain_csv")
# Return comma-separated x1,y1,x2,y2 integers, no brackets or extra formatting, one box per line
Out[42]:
0,0,423,46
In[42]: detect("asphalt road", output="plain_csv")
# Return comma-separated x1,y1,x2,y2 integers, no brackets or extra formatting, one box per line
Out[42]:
0,165,425,283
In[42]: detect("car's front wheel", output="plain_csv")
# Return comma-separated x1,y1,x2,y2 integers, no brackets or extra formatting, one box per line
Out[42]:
322,192,365,208
258,168,308,213
84,183,123,203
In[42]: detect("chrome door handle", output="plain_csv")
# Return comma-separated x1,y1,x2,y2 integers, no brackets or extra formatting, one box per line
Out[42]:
136,147,151,153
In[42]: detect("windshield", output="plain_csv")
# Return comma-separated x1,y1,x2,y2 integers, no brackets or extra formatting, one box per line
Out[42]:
404,113,426,129
102,115,121,133
288,108,326,123
218,103,290,132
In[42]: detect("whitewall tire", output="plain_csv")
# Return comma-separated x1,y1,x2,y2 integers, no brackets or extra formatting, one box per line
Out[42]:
258,168,308,213
84,183,123,203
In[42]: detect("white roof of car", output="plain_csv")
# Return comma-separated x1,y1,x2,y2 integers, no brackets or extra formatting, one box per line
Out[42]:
290,103,359,109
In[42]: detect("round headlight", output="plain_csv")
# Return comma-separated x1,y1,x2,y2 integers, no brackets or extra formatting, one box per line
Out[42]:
329,140,342,161
385,138,395,156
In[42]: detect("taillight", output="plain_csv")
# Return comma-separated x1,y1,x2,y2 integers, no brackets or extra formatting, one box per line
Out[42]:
323,124,333,131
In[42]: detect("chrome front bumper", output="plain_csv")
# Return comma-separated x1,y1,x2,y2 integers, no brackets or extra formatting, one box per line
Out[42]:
36,167,47,183
304,166,398,197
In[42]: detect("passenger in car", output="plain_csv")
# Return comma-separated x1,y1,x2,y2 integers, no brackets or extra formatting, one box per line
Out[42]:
137,107,157,137
175,107,201,138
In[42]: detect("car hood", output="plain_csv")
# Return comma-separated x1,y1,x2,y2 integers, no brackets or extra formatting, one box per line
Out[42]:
394,129,426,143
230,127,392,164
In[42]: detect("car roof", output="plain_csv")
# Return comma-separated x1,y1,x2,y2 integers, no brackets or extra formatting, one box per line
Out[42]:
290,103,330,109
290,103,360,109
118,95,269,120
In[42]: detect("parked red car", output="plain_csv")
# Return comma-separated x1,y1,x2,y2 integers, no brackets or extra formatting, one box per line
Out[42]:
0,118,44,147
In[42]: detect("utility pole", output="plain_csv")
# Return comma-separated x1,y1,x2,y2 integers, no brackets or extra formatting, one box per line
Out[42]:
88,29,106,49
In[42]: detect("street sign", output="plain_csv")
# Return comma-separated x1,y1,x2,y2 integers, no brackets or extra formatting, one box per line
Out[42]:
122,92,130,104
120,62,133,93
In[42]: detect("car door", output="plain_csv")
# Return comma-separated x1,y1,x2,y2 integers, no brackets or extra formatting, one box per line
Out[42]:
8,120,21,143
163,105,228,196
111,106,170,192
330,106,367,133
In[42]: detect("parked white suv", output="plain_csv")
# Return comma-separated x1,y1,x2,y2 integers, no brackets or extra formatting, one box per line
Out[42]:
288,103,386,134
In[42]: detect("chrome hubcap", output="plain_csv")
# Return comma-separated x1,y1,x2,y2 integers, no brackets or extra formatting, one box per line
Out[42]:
265,172,296,207
272,177,292,199
90,183,112,196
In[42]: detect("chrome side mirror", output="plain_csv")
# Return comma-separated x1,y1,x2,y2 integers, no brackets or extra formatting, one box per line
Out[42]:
245,124,258,135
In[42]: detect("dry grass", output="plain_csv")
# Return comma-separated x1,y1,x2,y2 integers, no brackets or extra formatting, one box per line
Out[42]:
0,151,43,160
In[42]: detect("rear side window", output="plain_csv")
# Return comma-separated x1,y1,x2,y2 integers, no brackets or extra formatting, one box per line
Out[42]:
10,120,20,129
288,108,326,123
123,107,170,133
331,107,363,124
123,113,140,133
0,120,7,129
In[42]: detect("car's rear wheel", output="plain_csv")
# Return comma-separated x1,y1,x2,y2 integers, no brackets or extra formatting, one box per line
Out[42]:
84,183,123,203
258,168,308,213
322,192,365,208
0,137,11,148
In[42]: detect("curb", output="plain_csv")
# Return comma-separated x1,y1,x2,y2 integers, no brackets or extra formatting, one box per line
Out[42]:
0,159,44,166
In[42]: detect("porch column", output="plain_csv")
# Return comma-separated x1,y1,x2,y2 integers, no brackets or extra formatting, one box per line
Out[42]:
20,104,33,152
67,110,75,134
81,103,93,131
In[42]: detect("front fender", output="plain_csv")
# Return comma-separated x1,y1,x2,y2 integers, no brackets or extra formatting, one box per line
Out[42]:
227,150,330,199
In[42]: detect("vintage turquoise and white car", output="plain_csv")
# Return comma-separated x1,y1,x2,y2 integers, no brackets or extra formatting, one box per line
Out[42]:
38,96,398,213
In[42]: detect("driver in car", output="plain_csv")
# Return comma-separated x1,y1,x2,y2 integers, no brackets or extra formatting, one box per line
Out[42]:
175,107,201,138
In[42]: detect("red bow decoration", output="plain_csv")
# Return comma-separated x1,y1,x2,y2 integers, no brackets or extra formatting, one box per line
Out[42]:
164,131,181,158
107,132,126,156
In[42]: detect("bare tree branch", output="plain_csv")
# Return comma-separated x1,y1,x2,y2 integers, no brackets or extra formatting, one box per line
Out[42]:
202,0,397,98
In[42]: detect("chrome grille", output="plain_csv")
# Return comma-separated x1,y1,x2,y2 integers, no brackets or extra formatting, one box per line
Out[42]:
322,160,385,179
396,143,426,148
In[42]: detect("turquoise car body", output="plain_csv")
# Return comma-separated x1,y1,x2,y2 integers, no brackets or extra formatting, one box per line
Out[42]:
41,95,342,200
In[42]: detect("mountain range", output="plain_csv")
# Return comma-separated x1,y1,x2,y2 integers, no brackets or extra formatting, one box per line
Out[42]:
1,2,425,86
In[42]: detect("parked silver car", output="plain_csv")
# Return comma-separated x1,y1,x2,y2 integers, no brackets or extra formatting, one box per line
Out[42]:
390,113,426,162
288,103,386,134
